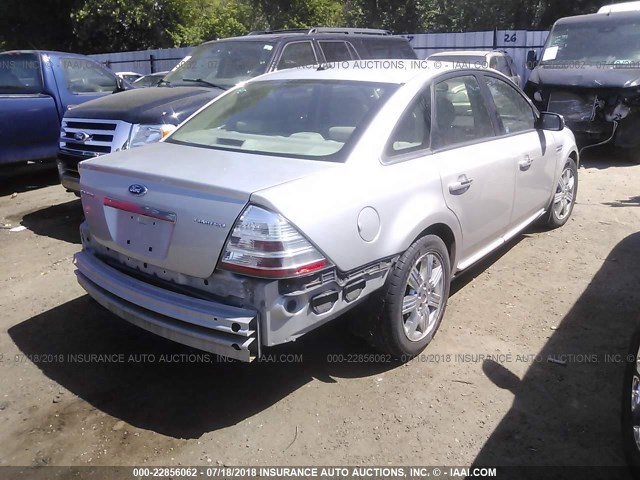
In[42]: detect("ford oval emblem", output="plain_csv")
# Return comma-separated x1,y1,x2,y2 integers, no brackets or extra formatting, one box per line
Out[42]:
128,184,148,196
73,131,92,143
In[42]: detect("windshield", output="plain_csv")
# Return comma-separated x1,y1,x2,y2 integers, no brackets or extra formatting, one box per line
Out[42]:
163,41,276,89
541,16,640,66
168,79,398,161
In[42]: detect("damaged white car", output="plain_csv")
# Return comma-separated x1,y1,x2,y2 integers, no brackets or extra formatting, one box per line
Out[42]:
75,61,578,361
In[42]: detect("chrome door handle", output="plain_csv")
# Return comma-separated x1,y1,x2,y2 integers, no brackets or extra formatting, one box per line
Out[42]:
448,176,474,194
519,155,533,171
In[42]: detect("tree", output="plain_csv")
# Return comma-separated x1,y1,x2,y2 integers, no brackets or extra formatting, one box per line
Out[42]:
0,0,614,55
71,0,184,53
252,0,345,30
0,0,82,51
169,0,252,46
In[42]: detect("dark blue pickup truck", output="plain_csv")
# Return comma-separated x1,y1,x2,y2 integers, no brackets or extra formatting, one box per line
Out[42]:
0,50,125,168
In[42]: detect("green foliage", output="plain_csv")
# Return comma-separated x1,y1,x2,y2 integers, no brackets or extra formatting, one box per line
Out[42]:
169,0,251,46
253,0,345,30
0,0,612,54
71,0,186,53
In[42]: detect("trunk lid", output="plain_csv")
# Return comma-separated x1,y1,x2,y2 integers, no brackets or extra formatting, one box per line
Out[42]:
79,142,337,278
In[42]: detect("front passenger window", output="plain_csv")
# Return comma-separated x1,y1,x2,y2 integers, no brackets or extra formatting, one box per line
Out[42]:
485,76,535,134
432,75,494,149
61,58,117,94
489,56,511,77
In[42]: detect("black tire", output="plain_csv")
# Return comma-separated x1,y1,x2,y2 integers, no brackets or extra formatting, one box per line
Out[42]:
369,235,451,359
623,330,640,478
544,157,578,229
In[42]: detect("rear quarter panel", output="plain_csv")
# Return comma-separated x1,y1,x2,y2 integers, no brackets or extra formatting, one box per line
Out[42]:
251,159,461,273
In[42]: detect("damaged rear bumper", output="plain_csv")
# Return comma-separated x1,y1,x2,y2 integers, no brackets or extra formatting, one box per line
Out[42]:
74,250,259,361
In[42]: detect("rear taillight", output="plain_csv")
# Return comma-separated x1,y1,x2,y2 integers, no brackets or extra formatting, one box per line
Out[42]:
220,205,330,278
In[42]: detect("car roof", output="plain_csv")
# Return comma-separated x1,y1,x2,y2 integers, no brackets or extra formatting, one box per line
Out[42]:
201,31,405,46
556,9,640,25
429,50,496,57
246,60,460,85
598,1,640,13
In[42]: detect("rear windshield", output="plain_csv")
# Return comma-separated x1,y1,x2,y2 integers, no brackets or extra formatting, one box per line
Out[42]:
168,79,398,162
0,53,43,94
430,55,487,68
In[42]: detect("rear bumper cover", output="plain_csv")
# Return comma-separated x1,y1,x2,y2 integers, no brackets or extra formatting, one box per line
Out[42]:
74,250,259,361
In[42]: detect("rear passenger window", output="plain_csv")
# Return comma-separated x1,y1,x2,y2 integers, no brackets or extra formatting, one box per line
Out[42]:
277,42,317,70
0,53,43,94
485,76,535,134
320,41,354,62
363,39,415,59
432,75,494,149
387,91,431,156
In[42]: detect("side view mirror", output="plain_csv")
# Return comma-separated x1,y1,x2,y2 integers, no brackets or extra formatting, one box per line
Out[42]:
538,112,565,131
526,50,538,70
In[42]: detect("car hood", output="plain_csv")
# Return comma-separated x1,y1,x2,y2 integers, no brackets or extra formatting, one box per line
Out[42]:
529,65,640,89
65,86,224,125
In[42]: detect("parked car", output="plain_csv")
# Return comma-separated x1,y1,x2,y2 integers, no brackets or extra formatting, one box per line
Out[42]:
57,28,416,193
132,71,169,88
74,61,578,362
525,4,640,161
0,50,126,168
427,50,521,87
115,71,143,83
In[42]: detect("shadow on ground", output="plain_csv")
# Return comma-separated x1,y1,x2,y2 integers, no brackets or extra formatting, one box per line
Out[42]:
8,295,399,439
20,199,83,244
471,233,640,477
7,228,534,439
603,196,640,208
0,167,59,197
580,147,638,170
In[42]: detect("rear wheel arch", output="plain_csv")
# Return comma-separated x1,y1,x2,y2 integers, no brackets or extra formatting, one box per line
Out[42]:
412,223,456,272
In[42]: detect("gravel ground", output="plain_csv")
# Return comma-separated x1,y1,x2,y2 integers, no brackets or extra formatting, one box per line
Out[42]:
0,152,639,476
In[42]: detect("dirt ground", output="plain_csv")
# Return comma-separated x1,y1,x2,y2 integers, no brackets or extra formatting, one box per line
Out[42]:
0,152,639,476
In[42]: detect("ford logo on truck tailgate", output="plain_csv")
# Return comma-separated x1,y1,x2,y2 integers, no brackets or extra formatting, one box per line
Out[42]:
128,184,148,196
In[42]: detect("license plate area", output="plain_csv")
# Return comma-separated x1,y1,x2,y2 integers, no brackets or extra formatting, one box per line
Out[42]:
103,197,175,259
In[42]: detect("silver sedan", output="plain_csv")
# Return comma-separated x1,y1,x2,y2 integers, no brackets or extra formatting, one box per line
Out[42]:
75,61,578,361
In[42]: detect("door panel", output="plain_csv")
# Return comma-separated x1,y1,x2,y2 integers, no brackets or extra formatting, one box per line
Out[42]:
432,74,515,268
508,130,556,226
483,75,556,225
437,139,515,268
0,94,60,164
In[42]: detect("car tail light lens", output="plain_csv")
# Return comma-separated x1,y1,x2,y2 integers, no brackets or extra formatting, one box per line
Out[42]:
220,205,330,278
